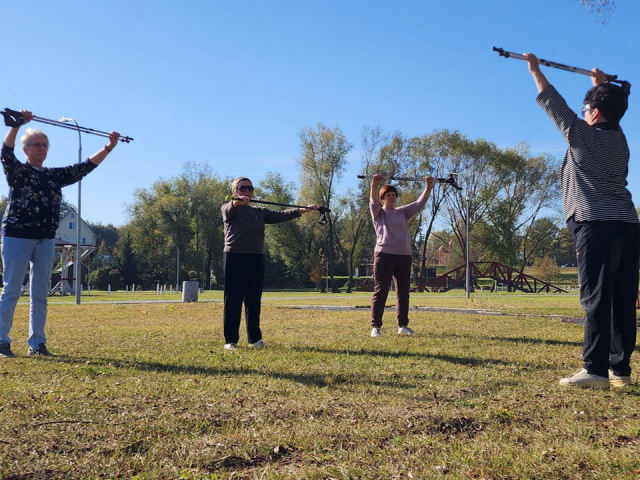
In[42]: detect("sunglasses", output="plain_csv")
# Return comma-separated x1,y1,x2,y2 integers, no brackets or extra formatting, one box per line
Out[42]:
581,107,594,117
238,185,254,192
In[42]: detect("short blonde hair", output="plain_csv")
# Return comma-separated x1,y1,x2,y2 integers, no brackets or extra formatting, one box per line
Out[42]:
21,128,49,149
231,177,252,193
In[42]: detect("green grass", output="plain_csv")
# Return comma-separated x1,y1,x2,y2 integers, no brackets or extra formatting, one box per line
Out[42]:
1,296,639,478
39,288,587,316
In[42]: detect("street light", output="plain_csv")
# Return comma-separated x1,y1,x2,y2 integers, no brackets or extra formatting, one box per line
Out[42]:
60,117,82,305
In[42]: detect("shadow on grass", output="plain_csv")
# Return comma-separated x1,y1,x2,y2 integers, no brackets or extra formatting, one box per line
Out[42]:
289,346,549,370
427,332,583,348
47,355,420,389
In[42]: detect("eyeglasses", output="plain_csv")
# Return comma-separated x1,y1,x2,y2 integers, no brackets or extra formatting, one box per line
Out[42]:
27,142,50,149
238,185,254,192
581,107,594,117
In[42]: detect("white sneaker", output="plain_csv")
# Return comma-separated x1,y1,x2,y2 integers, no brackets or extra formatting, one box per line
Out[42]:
398,326,416,335
609,369,632,388
224,343,238,350
559,368,609,389
249,339,267,349
371,327,381,337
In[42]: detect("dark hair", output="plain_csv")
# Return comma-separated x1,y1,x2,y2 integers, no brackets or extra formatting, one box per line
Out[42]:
584,83,629,124
379,184,398,202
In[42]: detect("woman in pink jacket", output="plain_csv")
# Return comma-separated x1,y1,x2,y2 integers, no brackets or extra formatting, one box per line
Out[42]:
369,174,434,337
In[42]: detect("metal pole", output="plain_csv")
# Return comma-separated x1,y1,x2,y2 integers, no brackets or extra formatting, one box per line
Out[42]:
465,192,470,299
64,119,83,305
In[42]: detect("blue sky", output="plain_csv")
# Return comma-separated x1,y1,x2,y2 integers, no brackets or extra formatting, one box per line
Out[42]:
1,0,638,226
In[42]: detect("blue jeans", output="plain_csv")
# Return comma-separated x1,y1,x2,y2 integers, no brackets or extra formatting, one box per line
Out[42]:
0,237,56,348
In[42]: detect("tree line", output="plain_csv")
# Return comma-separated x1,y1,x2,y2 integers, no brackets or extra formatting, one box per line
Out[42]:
63,124,588,292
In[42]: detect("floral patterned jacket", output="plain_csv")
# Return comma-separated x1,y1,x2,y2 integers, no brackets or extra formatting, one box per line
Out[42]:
1,144,97,239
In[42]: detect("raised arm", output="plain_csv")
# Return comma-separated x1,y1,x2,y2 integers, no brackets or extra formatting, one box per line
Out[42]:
88,132,120,166
370,173,383,203
3,110,32,147
523,53,550,94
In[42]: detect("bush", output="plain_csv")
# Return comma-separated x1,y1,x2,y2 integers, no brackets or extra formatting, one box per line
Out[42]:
88,266,122,290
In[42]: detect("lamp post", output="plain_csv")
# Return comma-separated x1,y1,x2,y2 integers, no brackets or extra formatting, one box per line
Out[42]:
60,117,82,305
465,193,471,299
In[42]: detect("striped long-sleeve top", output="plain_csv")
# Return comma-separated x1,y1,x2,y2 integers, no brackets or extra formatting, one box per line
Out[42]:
536,85,637,223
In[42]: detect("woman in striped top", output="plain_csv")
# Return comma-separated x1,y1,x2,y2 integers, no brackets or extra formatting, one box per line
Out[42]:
524,53,640,390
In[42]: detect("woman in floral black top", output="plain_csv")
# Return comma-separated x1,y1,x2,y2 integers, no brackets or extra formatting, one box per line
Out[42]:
0,110,120,358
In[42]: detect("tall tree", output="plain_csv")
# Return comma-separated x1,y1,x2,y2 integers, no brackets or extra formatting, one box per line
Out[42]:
297,123,353,293
118,230,137,286
483,143,560,269
441,134,506,266
260,171,314,286
409,130,467,286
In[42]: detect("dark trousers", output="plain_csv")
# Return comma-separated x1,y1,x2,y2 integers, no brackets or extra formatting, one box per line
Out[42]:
370,252,412,328
223,252,265,344
567,218,640,378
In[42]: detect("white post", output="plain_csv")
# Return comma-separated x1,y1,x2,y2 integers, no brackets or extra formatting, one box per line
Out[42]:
132,284,135,295
108,284,111,295
126,285,129,293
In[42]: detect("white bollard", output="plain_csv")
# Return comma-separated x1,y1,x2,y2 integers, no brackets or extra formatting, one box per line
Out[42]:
108,284,111,295
126,285,129,293
132,284,135,295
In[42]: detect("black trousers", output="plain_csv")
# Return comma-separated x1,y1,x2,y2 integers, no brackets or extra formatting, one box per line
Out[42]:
567,218,640,378
223,252,265,344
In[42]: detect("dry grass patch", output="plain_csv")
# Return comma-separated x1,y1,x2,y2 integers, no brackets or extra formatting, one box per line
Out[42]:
0,300,639,478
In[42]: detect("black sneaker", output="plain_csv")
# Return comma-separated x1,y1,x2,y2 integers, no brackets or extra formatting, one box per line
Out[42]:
27,343,54,357
0,343,15,358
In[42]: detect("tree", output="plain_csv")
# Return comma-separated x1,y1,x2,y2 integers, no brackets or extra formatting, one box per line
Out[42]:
409,130,468,287
532,254,561,284
441,134,506,267
87,222,119,251
551,227,577,266
483,143,560,269
298,123,353,293
118,230,137,286
580,0,616,22
259,172,313,287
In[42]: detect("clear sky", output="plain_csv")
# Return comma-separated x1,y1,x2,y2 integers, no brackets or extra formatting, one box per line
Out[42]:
1,0,638,226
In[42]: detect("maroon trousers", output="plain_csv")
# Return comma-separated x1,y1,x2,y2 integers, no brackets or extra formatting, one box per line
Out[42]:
370,252,412,328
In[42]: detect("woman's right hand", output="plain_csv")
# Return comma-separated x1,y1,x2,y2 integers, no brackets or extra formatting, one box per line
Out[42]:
233,195,251,207
371,173,384,186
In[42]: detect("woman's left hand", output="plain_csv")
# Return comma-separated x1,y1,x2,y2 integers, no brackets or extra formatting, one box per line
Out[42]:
107,132,120,150
298,204,320,214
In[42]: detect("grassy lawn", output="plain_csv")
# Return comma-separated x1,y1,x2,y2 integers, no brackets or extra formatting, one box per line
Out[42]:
41,288,587,317
1,296,639,478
